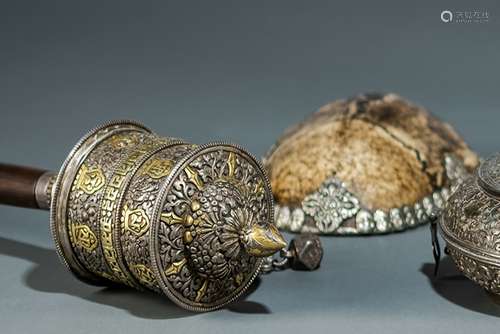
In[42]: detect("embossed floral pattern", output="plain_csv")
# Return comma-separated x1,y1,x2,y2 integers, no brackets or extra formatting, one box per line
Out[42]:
302,178,360,233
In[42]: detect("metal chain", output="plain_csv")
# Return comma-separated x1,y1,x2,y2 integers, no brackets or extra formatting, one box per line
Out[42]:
260,249,293,274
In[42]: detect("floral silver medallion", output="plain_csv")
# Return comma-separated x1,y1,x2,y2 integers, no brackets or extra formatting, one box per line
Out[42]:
302,179,360,233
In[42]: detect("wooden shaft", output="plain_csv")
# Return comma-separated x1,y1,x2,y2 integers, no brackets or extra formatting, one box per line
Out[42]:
0,163,48,209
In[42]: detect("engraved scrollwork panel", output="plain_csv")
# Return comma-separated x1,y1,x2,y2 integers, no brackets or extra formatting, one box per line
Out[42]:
67,131,155,281
98,134,174,288
448,247,500,294
442,176,500,255
120,144,195,292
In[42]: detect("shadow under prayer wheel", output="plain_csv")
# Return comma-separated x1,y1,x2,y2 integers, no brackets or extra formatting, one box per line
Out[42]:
50,120,285,311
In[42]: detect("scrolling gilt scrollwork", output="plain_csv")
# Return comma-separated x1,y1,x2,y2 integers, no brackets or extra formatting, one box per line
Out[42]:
121,206,150,237
141,158,174,179
75,164,105,194
69,224,98,251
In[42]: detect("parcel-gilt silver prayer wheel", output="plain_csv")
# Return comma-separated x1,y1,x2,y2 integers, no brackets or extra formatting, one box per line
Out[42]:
44,120,285,311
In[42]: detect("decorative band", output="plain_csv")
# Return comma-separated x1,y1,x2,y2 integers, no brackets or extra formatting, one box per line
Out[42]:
98,138,171,287
274,154,468,235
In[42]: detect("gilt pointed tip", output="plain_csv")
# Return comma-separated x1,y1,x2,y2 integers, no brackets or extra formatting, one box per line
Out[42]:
244,223,287,257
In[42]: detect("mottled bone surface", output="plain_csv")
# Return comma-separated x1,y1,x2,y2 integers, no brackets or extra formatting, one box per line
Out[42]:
265,93,478,211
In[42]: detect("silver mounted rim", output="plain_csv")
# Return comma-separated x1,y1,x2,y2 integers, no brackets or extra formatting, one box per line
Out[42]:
273,153,469,235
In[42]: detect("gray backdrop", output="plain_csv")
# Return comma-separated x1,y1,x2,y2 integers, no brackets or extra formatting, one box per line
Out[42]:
0,1,499,333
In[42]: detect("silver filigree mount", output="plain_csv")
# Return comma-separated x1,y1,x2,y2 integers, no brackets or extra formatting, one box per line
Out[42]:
302,179,360,233
275,153,469,235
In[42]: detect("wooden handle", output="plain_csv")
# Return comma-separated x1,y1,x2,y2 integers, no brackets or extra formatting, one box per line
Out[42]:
0,163,48,209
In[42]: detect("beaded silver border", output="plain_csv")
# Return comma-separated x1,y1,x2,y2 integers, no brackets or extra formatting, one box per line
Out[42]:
273,154,469,235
